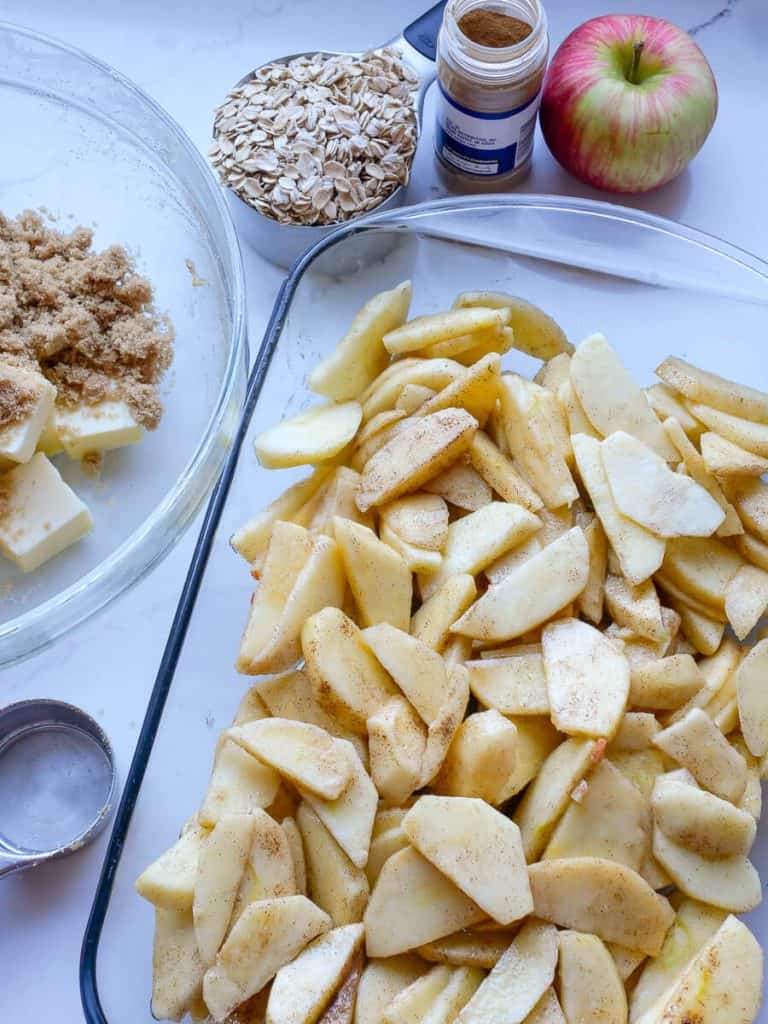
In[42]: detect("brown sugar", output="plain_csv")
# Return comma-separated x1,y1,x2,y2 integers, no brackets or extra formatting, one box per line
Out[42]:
0,210,173,430
0,365,37,428
458,7,532,47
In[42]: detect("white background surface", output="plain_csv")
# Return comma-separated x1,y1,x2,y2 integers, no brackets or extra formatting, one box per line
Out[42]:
1,0,766,1018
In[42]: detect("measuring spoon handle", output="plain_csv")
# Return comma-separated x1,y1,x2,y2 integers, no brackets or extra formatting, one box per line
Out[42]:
403,1,446,63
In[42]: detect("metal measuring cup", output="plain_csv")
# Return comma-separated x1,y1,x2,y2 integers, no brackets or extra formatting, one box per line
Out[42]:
216,2,447,267
0,700,116,878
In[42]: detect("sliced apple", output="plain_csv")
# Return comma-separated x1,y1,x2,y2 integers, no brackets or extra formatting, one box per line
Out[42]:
302,607,398,734
629,655,704,712
513,737,596,862
198,738,280,828
411,573,477,651
419,664,471,787
557,931,627,1024
454,920,558,1024
309,281,412,401
736,638,768,756
265,923,364,1024
404,796,532,926
296,803,369,927
604,574,666,642
420,501,541,601
651,776,756,858
656,354,768,423
230,465,334,564
233,808,296,921
662,535,744,612
576,515,608,623
687,399,768,456
651,828,760,912
528,857,674,956
453,291,572,359
255,669,366,763
361,622,447,725
632,915,762,1024
365,845,485,957
629,898,727,1022
354,956,425,1024
378,493,449,550
418,930,512,970
365,824,409,887
543,759,647,871
237,525,345,675
333,517,412,631
601,430,724,537
608,712,661,753
417,352,501,424
434,710,519,806
367,696,426,806
361,358,463,422
499,374,578,509
282,816,307,896
136,824,206,910
500,716,561,801
570,334,675,459
396,382,438,413
424,459,493,511
356,408,478,512
318,952,363,1024
226,719,352,800
202,895,331,1021
193,813,255,966
645,381,703,438
572,433,665,585
152,908,205,1022
255,400,362,469
469,429,544,512
383,306,510,355
467,653,549,716
297,739,377,869
380,965,453,1024
542,618,629,738
523,989,566,1024
725,564,768,640
452,527,589,642
653,708,747,802
701,430,768,476
663,416,743,537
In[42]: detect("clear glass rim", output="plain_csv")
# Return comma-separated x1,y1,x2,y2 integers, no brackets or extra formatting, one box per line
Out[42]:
0,20,248,666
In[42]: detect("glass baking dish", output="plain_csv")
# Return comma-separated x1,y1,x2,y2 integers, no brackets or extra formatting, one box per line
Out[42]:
80,196,768,1023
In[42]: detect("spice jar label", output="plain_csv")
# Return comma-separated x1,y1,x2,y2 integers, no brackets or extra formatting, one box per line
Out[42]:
435,83,541,177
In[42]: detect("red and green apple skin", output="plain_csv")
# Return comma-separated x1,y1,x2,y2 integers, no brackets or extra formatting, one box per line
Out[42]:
539,15,718,193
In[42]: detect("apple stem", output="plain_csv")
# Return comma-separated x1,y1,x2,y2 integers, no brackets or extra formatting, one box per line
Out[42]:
628,40,644,85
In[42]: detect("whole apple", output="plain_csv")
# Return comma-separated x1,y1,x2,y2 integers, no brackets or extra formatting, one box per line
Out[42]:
539,15,718,193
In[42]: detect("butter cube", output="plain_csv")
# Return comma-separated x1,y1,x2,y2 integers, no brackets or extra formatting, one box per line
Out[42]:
0,453,93,572
56,400,143,459
37,415,63,457
0,364,56,464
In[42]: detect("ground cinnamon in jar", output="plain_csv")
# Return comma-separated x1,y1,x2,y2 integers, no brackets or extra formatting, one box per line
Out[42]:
458,8,533,48
435,0,549,187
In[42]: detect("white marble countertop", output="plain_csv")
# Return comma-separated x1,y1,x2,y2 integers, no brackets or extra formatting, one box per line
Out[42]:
1,0,766,1018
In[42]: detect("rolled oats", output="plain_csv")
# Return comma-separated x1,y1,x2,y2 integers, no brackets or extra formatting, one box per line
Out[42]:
211,48,418,226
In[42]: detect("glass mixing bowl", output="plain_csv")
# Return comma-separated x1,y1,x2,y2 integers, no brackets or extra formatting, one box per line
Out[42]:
0,23,248,666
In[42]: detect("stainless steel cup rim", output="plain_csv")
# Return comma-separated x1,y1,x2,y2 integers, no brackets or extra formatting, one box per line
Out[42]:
0,699,117,877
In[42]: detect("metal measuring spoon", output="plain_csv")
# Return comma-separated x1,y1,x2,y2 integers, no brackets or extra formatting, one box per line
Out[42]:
0,700,116,878
217,2,446,267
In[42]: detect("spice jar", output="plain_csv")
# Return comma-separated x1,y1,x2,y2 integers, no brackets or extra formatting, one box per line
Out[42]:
435,0,549,188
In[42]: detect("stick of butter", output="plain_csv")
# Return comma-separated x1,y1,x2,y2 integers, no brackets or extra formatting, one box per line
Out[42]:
0,453,93,572
0,365,56,464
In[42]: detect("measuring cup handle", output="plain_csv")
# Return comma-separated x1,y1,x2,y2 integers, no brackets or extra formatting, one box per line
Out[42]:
403,1,446,63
